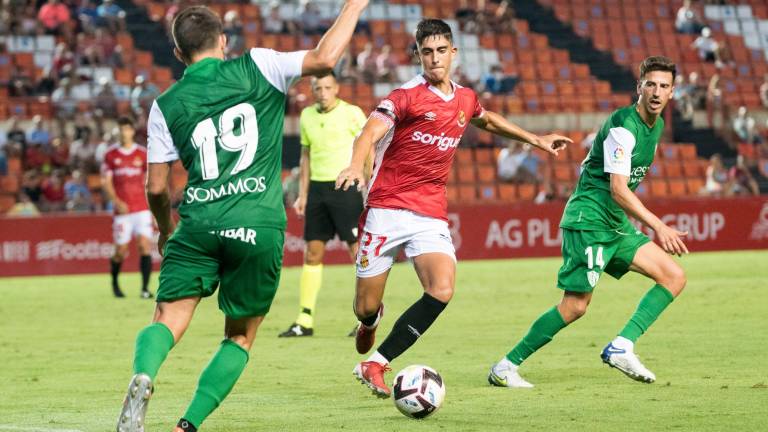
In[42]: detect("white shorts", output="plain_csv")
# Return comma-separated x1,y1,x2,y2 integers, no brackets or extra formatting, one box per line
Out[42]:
356,208,456,278
113,210,154,245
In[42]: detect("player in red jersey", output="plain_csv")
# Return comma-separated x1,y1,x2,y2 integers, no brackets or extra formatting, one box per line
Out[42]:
101,116,154,299
336,18,572,398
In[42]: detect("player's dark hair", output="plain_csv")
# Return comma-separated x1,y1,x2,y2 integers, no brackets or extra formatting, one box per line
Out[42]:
639,56,677,81
117,116,134,128
415,19,453,47
172,6,222,64
311,70,337,82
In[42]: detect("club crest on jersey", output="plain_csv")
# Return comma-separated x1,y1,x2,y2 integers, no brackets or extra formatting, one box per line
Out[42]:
457,110,466,127
587,270,600,288
425,111,437,121
133,157,142,167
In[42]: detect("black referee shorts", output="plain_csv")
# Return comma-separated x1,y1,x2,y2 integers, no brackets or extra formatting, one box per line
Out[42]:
304,181,364,243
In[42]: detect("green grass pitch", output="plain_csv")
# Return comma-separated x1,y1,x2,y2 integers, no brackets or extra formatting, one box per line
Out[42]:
1,250,766,431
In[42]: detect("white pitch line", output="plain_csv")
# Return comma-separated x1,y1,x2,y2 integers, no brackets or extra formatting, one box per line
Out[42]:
0,426,85,432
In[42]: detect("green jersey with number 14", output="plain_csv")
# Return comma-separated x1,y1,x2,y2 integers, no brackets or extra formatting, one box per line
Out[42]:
560,104,664,231
147,48,306,232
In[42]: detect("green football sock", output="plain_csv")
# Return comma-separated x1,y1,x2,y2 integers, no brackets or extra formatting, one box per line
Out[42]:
133,322,175,381
183,339,249,429
619,284,675,343
506,306,567,366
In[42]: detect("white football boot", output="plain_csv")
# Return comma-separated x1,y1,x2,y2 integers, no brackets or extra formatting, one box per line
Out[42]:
116,373,153,432
601,337,656,383
487,358,534,388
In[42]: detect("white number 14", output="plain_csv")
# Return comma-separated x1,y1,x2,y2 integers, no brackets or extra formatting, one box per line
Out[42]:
585,246,604,269
191,103,259,180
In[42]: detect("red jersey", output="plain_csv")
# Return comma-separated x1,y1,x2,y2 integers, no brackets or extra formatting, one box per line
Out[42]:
367,75,485,220
102,144,149,213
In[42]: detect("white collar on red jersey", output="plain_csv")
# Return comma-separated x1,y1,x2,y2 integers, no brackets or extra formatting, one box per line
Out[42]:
116,143,138,155
405,75,459,102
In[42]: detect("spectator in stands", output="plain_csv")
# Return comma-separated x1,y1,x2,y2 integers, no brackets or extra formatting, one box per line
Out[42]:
452,65,476,89
69,129,97,172
94,77,118,118
375,44,398,82
687,71,706,109
299,0,326,35
5,118,27,159
728,155,759,196
673,74,694,120
97,0,126,33
701,153,729,196
223,10,244,57
691,27,723,67
356,42,377,83
7,67,34,97
489,0,516,34
675,0,703,34
481,65,518,95
6,192,40,217
732,106,761,145
78,0,100,33
581,127,598,151
52,77,78,122
760,74,768,109
95,131,115,164
41,170,66,212
52,42,76,81
21,170,43,204
49,136,70,168
0,150,6,176
19,5,39,36
73,113,93,142
0,10,11,35
263,1,294,34
497,142,540,183
64,169,93,212
333,47,355,82
26,115,51,148
534,180,556,204
37,0,71,36
129,75,158,116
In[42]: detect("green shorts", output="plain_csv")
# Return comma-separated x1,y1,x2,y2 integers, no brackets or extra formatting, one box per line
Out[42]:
157,224,285,318
557,226,650,293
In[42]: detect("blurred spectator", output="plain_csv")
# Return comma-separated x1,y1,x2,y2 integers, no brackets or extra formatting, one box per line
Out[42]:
21,170,43,204
489,0,516,34
77,32,104,66
25,143,52,171
452,65,476,89
97,0,126,33
6,118,27,159
687,71,706,109
356,42,377,83
534,180,557,204
223,10,244,57
19,5,40,35
37,0,71,36
481,65,519,95
95,131,115,164
52,43,76,81
675,0,703,34
8,67,35,97
108,43,125,68
760,74,768,109
732,106,760,144
7,192,41,217
26,115,51,148
375,44,398,82
64,169,93,212
78,0,100,33
498,142,540,183
299,0,326,35
691,27,722,66
163,0,184,31
581,127,598,151
455,0,478,32
52,77,78,121
69,129,97,172
673,74,693,120
0,149,7,176
701,153,728,196
49,136,70,168
130,75,159,115
95,77,118,118
728,155,759,196
41,170,66,212
333,47,355,82
263,2,294,34
73,113,93,141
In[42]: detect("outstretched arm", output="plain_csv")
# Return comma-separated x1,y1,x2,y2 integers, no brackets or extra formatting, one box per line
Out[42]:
302,0,368,76
471,111,572,155
335,115,390,191
610,174,688,256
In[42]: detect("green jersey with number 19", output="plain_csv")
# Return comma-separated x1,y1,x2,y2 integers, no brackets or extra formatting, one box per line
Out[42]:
560,104,663,231
147,48,306,232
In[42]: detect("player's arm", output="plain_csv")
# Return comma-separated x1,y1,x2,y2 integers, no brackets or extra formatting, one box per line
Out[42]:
336,114,390,191
471,111,571,155
294,146,311,217
301,0,368,76
609,175,688,256
146,163,175,254
101,168,128,214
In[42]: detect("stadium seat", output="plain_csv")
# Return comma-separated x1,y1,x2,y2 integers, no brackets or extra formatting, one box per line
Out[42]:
498,183,517,201
458,184,477,202
668,179,687,196
457,166,476,184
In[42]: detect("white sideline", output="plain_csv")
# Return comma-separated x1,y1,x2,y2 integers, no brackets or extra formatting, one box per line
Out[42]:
0,426,84,432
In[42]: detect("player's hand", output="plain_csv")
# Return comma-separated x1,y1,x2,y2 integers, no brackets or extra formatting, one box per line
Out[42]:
536,134,572,156
335,166,366,192
293,196,307,218
114,200,129,215
654,224,689,257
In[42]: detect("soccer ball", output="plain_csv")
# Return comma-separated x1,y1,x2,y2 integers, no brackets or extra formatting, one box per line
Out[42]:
392,365,446,419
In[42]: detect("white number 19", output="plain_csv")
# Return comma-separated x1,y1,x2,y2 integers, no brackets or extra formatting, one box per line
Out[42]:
191,103,259,180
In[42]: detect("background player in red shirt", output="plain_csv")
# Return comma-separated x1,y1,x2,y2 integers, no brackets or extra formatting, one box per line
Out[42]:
101,116,154,299
336,18,572,397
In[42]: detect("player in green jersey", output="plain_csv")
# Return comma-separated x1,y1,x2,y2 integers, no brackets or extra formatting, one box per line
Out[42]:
115,2,369,431
489,56,689,387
